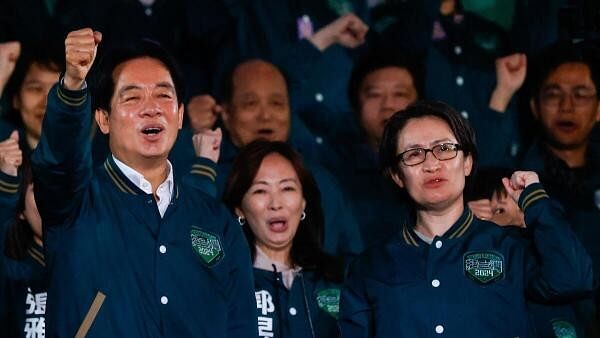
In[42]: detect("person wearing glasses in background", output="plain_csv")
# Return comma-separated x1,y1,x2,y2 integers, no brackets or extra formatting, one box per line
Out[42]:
338,101,593,338
520,40,600,337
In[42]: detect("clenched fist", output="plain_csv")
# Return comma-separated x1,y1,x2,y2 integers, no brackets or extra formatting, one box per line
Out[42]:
502,171,540,204
187,94,222,133
0,131,22,177
64,28,102,90
309,13,368,51
192,127,222,164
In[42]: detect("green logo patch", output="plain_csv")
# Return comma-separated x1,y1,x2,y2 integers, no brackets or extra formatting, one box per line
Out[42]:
552,319,577,338
316,288,340,319
463,251,504,284
190,227,224,266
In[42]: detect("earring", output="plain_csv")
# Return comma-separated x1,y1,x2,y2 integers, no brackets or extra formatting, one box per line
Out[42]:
300,211,306,221
237,216,246,225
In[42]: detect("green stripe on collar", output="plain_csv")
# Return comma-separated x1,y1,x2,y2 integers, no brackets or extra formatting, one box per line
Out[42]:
402,225,419,247
449,209,474,239
104,160,137,195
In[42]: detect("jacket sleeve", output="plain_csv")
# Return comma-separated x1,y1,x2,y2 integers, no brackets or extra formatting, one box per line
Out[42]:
223,206,256,337
182,156,219,198
522,183,594,302
0,171,19,227
339,258,372,338
30,83,92,228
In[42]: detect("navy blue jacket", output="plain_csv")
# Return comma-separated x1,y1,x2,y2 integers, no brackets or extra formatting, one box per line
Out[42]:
253,268,340,338
0,170,48,338
30,84,256,338
321,137,409,249
339,184,593,338
1,241,47,338
520,141,600,336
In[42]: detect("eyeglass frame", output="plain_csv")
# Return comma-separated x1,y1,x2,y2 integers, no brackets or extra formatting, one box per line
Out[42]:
395,143,463,167
539,85,598,108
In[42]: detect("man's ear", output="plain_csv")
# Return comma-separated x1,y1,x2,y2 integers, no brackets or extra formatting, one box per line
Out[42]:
177,103,184,130
463,154,473,177
95,109,110,135
529,98,539,120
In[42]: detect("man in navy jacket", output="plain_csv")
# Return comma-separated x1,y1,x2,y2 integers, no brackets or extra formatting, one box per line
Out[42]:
31,28,255,337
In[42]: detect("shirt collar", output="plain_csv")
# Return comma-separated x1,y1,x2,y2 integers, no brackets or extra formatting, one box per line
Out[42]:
112,155,174,196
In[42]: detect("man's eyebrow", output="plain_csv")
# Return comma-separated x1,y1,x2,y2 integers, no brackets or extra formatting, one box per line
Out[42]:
118,82,175,95
118,84,142,95
156,82,176,91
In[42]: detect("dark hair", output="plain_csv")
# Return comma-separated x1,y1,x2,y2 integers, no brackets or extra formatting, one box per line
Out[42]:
4,43,64,127
380,101,478,182
348,48,424,115
223,140,342,282
4,165,36,260
465,167,513,202
219,59,291,104
93,39,185,113
529,40,600,103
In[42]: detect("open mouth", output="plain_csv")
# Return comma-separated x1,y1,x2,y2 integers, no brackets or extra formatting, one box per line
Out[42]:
555,120,578,132
268,218,288,232
257,129,274,136
141,126,164,135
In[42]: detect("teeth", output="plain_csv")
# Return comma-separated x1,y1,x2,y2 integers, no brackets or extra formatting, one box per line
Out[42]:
143,128,161,135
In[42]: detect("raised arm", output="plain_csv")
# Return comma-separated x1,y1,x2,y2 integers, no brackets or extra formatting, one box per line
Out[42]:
30,28,102,227
504,171,594,301
0,130,21,225
182,127,222,197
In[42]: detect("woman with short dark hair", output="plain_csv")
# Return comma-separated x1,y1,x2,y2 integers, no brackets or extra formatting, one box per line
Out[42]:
224,140,343,338
339,101,593,338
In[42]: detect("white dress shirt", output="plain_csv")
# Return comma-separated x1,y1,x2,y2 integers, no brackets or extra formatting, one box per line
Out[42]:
112,155,174,218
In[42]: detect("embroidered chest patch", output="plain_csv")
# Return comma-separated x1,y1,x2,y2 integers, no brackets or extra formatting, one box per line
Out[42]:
190,227,224,266
463,251,504,284
316,288,340,319
552,319,577,338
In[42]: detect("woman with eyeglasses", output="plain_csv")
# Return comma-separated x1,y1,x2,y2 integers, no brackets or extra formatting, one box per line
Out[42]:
223,140,343,338
338,101,593,338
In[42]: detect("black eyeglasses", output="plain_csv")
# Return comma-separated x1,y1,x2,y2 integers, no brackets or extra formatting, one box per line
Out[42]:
396,143,462,166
